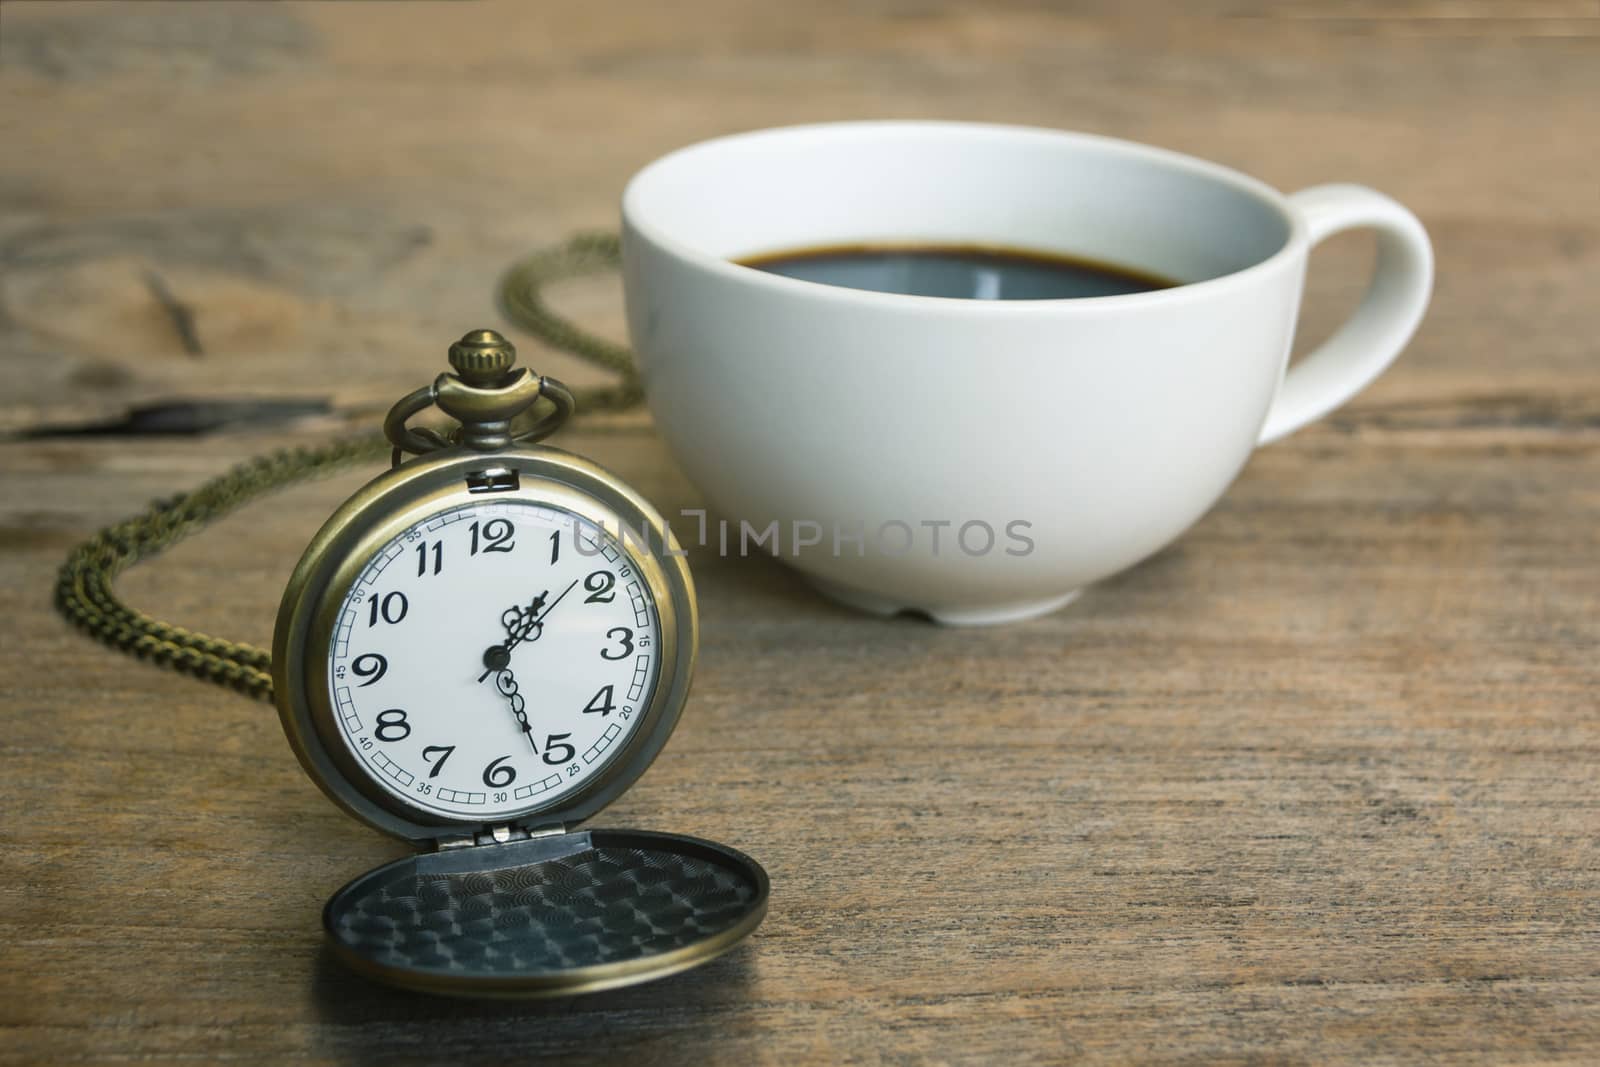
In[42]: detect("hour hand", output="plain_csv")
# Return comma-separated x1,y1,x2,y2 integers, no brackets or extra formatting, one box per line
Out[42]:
477,591,549,681
501,592,549,647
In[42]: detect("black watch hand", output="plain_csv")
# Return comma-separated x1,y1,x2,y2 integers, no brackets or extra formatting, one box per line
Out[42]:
477,590,546,680
492,666,538,752
534,578,579,625
477,578,578,681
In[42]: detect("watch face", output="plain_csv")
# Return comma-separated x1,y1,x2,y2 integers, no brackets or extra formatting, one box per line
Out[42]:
325,498,661,822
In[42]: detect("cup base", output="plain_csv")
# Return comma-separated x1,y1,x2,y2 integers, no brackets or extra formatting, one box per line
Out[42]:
803,575,1082,627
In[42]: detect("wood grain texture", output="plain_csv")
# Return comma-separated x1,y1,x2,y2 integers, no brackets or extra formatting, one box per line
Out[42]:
1,1,1596,1063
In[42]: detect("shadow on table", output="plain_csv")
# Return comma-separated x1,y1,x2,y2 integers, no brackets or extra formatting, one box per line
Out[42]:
307,942,758,1062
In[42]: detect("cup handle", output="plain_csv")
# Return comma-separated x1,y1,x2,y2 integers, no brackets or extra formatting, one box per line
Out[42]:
1257,184,1434,445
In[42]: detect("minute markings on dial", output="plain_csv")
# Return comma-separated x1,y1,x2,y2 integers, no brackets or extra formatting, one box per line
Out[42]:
328,499,661,820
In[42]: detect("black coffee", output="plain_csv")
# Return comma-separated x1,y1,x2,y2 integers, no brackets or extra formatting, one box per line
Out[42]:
739,243,1177,301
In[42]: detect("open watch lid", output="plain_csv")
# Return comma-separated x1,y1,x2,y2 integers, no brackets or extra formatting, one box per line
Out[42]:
323,828,767,998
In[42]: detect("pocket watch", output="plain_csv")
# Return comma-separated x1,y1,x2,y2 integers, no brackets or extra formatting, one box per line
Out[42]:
272,329,767,997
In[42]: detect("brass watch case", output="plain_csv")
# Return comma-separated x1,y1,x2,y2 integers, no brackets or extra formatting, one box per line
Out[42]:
272,443,697,842
269,330,764,999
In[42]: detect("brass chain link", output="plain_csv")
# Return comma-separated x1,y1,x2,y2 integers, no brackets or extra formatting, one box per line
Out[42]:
53,232,637,703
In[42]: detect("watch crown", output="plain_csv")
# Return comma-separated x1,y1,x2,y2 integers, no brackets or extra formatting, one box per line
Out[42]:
448,329,518,386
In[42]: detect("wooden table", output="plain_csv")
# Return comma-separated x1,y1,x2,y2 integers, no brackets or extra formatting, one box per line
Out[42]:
3,2,1596,1062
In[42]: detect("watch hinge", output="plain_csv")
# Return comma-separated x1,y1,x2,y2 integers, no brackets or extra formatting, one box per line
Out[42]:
434,822,568,851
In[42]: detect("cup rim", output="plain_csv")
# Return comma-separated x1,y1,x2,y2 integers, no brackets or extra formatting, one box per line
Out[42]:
622,120,1307,312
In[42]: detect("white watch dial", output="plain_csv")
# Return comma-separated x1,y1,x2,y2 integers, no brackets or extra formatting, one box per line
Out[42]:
326,498,660,821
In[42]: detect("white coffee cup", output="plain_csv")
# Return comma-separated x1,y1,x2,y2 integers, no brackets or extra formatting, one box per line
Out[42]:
621,121,1432,624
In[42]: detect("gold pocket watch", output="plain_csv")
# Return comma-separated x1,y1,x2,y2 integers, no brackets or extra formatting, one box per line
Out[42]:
272,329,767,997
